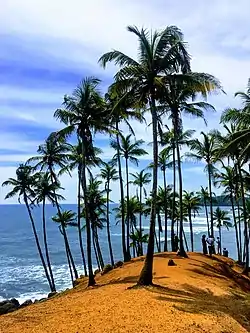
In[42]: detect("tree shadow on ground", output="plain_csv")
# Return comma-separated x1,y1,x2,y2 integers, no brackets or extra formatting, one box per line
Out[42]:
146,283,250,332
189,256,250,292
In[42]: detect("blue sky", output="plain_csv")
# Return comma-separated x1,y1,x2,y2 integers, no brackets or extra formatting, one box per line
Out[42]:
1,0,250,203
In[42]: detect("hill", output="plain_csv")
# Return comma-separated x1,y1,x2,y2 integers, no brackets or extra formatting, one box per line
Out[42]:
0,253,250,333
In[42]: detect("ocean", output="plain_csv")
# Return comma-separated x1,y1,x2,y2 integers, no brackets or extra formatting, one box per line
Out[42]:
0,204,239,303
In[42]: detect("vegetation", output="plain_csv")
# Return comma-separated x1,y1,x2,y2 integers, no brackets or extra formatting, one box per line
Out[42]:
2,24,250,293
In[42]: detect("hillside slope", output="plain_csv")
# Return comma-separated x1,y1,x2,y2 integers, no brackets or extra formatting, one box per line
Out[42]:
0,253,250,333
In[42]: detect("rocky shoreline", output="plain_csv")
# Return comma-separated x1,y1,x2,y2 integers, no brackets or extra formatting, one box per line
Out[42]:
0,291,57,315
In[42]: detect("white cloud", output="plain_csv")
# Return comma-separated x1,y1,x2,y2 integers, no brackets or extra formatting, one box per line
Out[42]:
1,0,250,202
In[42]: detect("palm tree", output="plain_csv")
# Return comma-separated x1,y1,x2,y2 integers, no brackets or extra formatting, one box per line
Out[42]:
114,196,142,256
67,142,103,276
54,77,111,286
52,210,78,284
82,176,107,270
2,165,54,291
27,134,78,281
183,191,200,252
196,186,210,236
111,133,148,258
106,91,144,263
130,169,151,255
188,131,219,238
99,161,119,266
213,207,232,254
34,172,65,292
130,230,149,257
100,25,192,285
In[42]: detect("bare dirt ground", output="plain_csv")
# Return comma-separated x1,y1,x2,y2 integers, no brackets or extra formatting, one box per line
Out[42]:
0,253,250,333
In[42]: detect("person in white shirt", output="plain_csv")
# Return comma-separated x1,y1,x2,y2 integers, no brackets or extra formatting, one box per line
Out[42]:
206,235,215,257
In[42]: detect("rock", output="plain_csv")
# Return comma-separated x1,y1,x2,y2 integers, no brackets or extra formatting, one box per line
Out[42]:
101,264,113,275
168,259,177,266
0,299,19,315
34,299,39,304
10,298,19,307
20,299,33,308
48,291,57,298
94,269,100,275
39,298,47,303
73,278,81,287
114,261,123,268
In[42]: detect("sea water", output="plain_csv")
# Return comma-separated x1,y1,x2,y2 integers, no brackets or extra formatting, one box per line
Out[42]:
0,204,238,302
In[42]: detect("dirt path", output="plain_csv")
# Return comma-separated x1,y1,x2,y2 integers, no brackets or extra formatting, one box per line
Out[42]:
0,253,250,333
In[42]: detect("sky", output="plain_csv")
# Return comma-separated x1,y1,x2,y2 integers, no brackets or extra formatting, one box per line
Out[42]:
0,0,250,203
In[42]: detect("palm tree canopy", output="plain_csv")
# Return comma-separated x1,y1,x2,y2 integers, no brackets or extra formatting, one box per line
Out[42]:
111,133,148,166
52,210,77,228
183,190,200,217
213,207,232,230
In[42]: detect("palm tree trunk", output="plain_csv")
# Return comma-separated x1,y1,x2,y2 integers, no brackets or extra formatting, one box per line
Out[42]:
139,186,143,256
171,147,176,251
219,225,222,254
230,192,241,263
94,228,104,270
92,229,101,271
125,157,131,257
49,167,78,281
237,201,243,262
42,198,56,291
115,122,130,262
176,141,187,258
106,182,115,266
58,225,74,285
158,212,162,252
183,229,189,252
208,164,214,237
163,168,168,252
204,200,210,236
138,94,158,285
188,210,194,252
77,168,87,276
24,194,53,291
238,164,249,275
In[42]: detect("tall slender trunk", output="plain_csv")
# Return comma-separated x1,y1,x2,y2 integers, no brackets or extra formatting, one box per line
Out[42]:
229,192,241,263
163,168,168,252
94,228,104,270
106,181,114,266
208,163,214,237
42,199,56,291
50,167,78,281
188,209,194,252
92,229,100,271
158,212,162,252
125,157,131,257
77,168,87,276
176,141,187,258
237,200,243,261
171,147,176,251
219,225,222,254
138,94,158,285
238,164,249,275
24,194,53,291
204,199,210,235
81,140,95,286
115,121,130,262
183,229,189,252
139,186,143,256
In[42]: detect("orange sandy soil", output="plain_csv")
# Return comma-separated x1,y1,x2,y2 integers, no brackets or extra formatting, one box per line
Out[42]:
0,253,250,333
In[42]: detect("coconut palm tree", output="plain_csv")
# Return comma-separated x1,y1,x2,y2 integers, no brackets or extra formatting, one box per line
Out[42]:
130,169,151,255
213,207,232,254
34,172,65,291
106,91,144,263
52,210,78,284
27,134,78,281
196,186,210,236
130,230,149,257
54,77,111,286
183,191,200,252
100,25,193,285
99,161,119,266
188,131,219,238
111,133,148,257
2,165,54,291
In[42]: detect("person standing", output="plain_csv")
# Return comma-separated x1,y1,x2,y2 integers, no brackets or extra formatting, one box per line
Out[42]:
216,237,221,255
206,235,215,257
201,235,208,255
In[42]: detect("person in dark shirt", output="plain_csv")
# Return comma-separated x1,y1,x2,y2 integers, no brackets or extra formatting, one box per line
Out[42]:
201,234,208,255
